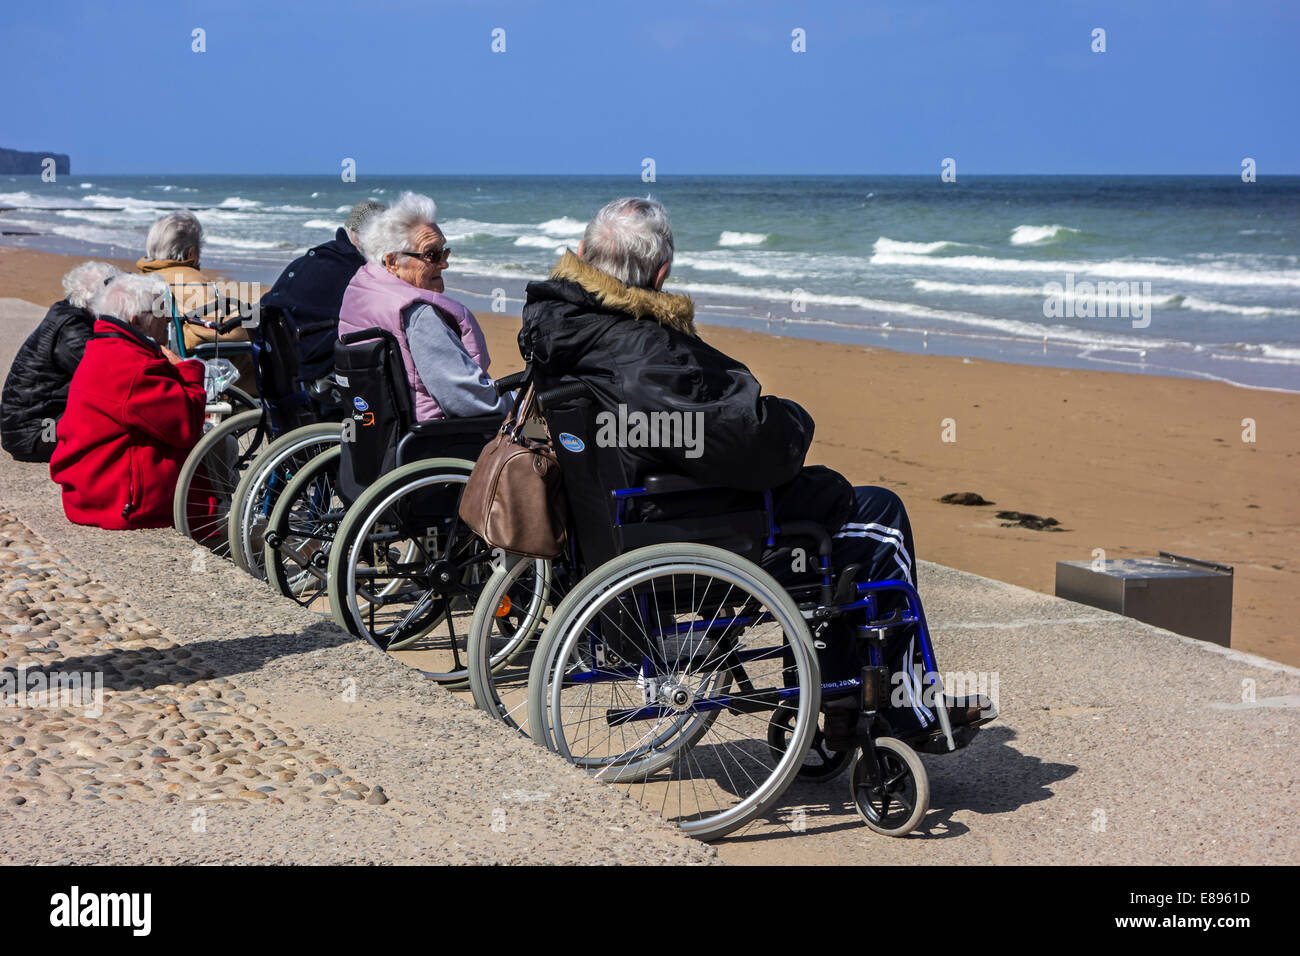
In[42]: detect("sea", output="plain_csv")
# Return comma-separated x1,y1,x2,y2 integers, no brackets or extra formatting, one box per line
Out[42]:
2,174,1297,390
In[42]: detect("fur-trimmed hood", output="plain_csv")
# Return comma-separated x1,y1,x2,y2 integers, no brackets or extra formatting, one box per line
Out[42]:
548,250,696,337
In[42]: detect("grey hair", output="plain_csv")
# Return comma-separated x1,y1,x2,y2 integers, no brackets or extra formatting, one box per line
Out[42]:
145,210,203,262
580,197,674,289
92,274,170,324
345,200,387,235
62,261,120,309
358,192,438,265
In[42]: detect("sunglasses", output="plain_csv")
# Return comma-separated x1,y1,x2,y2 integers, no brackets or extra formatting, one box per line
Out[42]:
401,246,450,264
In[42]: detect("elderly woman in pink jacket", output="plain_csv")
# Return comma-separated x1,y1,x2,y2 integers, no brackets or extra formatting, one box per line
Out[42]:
337,191,509,422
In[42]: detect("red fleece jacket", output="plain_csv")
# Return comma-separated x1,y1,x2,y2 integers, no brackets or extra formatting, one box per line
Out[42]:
49,317,207,529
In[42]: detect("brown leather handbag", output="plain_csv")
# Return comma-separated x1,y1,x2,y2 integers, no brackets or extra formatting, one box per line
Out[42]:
458,384,567,558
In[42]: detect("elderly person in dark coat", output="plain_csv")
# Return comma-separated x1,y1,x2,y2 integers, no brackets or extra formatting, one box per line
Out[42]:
261,200,385,382
520,197,989,743
1,261,119,462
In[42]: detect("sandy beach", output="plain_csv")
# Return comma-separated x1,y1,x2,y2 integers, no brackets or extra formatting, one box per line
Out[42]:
3,244,1297,666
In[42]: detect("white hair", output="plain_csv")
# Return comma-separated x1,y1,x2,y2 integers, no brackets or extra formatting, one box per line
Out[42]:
581,197,674,289
358,192,438,265
62,261,120,309
145,210,203,262
93,274,170,324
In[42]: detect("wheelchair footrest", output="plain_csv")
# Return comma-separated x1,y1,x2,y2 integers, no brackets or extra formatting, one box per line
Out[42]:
915,723,977,754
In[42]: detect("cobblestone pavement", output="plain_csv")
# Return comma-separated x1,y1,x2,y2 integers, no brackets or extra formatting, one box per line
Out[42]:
1,511,387,809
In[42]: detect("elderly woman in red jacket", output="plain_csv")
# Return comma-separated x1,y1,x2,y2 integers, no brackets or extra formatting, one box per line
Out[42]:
50,273,207,529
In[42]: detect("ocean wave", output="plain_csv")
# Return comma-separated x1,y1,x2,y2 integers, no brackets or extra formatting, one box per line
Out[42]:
303,219,336,229
335,205,351,214
0,191,58,209
1173,295,1300,317
55,208,151,222
668,278,1184,350
873,236,962,255
513,234,568,250
217,196,262,209
439,217,530,239
673,253,787,279
914,279,1042,297
719,231,770,247
914,279,1299,317
1256,344,1300,362
536,216,586,237
83,193,184,210
79,183,93,189
204,235,294,250
448,258,539,280
43,222,142,248
872,250,1300,288
266,204,321,213
1010,224,1080,245
198,209,262,223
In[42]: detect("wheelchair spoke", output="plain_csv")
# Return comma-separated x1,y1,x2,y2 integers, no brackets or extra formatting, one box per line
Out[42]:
541,548,819,839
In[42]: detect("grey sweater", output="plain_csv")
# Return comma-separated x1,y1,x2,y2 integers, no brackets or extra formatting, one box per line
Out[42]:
403,303,510,418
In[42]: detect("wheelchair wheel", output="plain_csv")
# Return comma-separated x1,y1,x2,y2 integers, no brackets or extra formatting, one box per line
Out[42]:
767,702,852,781
327,457,493,682
225,385,257,413
849,737,929,837
264,447,343,611
466,555,554,734
228,422,342,578
527,542,821,842
173,409,266,559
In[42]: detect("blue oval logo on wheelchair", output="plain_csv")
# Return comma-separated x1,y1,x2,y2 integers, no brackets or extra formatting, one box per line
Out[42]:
558,433,585,453
352,396,369,412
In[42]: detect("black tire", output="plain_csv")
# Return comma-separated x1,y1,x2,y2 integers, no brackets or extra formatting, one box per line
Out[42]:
173,409,266,559
326,457,495,683
528,542,821,841
228,422,342,577
263,446,343,610
849,737,929,836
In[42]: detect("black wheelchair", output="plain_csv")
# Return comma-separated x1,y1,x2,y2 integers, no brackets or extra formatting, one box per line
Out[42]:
465,369,996,841
259,326,524,683
173,297,342,567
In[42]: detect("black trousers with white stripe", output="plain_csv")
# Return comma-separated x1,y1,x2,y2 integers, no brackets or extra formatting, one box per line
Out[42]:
830,485,918,590
765,484,937,738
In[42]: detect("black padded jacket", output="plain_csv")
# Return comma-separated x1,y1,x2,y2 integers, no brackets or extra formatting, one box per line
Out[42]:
1,300,95,462
519,252,854,531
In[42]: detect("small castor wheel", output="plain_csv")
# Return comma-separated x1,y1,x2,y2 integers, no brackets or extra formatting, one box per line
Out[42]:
767,702,852,781
849,736,929,836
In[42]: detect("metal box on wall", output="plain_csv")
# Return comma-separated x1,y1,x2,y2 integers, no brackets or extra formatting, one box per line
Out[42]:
1054,551,1233,647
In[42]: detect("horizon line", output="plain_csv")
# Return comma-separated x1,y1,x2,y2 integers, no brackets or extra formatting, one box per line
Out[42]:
14,170,1300,179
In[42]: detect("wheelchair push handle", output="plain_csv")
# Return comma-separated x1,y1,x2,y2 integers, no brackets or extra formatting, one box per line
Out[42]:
493,367,531,396
339,326,401,347
183,296,256,334
537,380,590,407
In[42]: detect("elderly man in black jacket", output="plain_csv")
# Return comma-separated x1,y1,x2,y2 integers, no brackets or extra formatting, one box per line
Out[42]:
519,198,970,740
259,201,386,379
1,260,119,462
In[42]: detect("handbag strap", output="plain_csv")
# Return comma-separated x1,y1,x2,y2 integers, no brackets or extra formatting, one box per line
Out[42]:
503,382,539,441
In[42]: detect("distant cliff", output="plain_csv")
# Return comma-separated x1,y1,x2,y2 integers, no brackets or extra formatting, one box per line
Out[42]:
0,148,71,175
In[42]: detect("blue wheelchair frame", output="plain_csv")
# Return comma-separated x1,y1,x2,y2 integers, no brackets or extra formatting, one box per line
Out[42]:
559,479,958,753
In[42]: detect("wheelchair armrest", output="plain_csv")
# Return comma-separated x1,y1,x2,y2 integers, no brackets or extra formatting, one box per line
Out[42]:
406,414,504,437
642,474,715,496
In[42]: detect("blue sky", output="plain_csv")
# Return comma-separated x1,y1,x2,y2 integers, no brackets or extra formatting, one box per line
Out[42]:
2,0,1296,175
